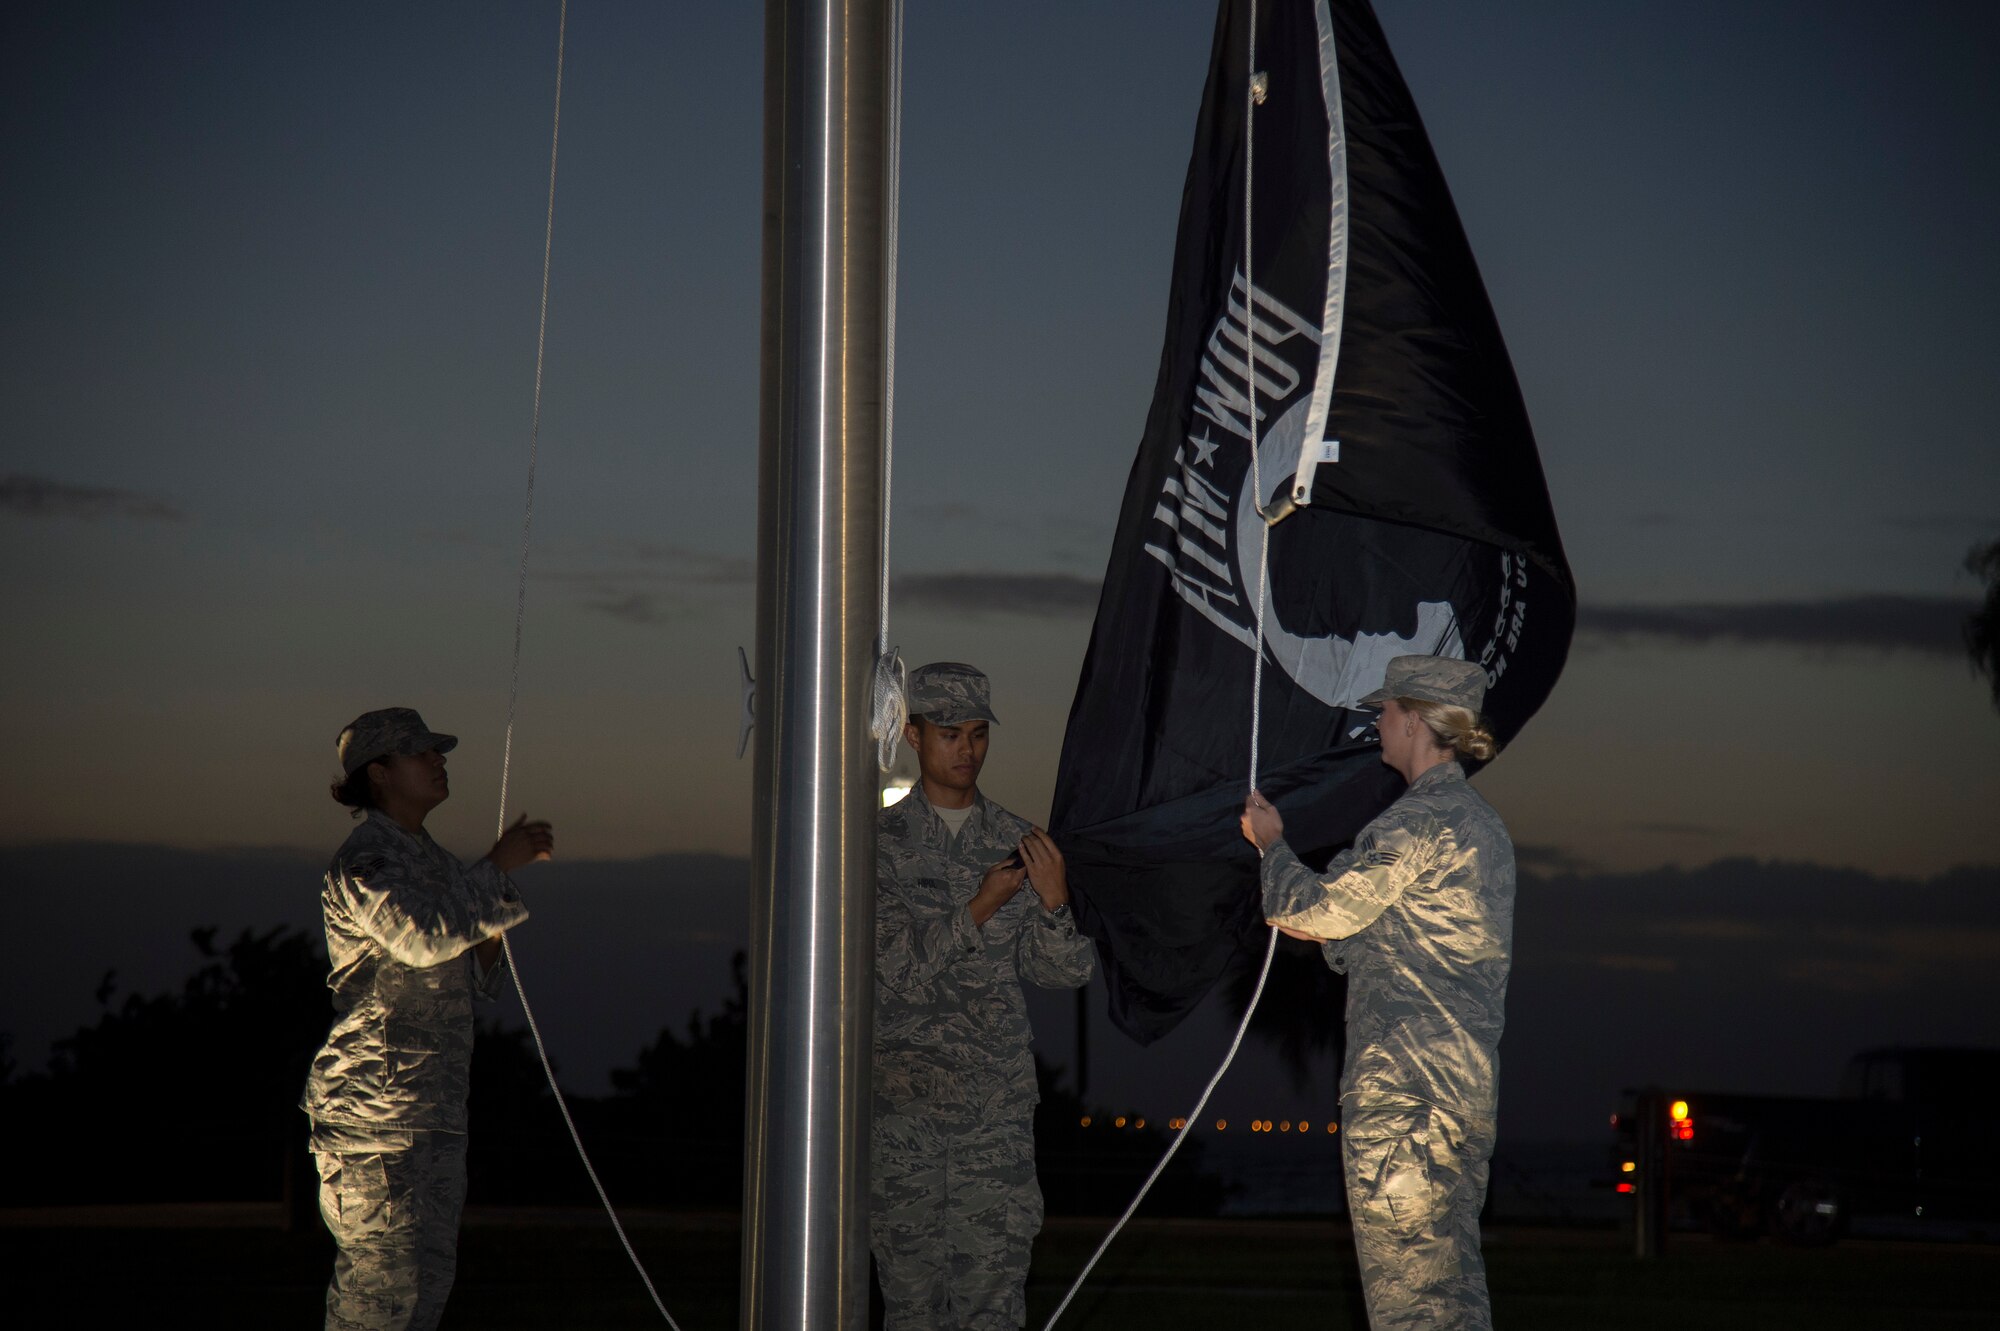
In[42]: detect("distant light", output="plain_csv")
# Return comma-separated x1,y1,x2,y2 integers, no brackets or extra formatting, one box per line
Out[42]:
1134,1118,1146,1130
1327,1122,1338,1134
1215,1119,1227,1131
881,778,915,808
1299,1121,1311,1133
1113,1116,1127,1129
1279,1120,1292,1133
1079,1116,1092,1128
1170,1117,1186,1130
1670,1100,1694,1143
1250,1121,1262,1134
1609,1113,1620,1128
1616,1182,1635,1194
1620,1160,1636,1173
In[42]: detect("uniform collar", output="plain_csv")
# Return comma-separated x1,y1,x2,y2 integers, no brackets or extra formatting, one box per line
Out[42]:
363,807,433,848
903,782,990,846
1408,759,1465,793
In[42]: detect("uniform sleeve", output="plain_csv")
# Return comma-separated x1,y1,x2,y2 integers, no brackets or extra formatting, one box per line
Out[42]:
1015,904,1096,989
1260,806,1438,943
875,854,982,994
333,846,530,970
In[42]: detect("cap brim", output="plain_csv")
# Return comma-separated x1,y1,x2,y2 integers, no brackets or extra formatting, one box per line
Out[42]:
394,732,457,755
1353,688,1394,710
920,710,998,727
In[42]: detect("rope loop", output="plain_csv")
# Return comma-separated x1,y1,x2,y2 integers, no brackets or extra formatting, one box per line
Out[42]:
871,647,908,772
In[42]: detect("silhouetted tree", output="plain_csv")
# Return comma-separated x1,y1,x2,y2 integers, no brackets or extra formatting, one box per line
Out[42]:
462,1019,582,1204
1966,537,2000,712
0,926,330,1204
581,950,752,1207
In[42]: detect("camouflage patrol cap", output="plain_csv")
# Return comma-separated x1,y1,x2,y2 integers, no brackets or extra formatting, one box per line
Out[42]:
337,707,458,776
1356,655,1488,712
906,662,998,726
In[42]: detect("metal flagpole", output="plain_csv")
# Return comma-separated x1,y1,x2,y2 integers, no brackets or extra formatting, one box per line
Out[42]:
744,2,889,1329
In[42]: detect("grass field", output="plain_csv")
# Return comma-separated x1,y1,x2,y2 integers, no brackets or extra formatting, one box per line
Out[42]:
4,1207,1992,1328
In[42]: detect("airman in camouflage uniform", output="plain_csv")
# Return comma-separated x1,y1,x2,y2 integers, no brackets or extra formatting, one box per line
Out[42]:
302,708,552,1331
1243,657,1514,1331
873,663,1097,1331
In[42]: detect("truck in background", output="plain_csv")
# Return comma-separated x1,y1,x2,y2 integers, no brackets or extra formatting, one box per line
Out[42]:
1610,1047,2000,1248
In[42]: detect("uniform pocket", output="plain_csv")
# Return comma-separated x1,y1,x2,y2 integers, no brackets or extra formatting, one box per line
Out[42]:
316,1152,397,1242
1347,1104,1442,1240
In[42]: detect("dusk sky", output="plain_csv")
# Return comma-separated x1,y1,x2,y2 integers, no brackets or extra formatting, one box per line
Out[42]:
5,2,1997,1146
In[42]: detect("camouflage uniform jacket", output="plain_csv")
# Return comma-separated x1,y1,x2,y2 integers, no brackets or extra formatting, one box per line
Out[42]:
1260,761,1514,1118
875,786,1096,1116
302,810,529,1133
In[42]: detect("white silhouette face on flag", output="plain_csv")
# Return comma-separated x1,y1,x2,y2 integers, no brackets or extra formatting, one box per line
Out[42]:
1145,271,1463,711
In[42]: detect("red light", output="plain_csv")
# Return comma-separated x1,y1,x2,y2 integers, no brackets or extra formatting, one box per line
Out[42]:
1672,1118,1694,1142
1615,1182,1634,1194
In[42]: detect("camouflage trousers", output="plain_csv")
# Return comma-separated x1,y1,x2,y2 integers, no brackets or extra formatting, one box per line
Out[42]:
1343,1097,1496,1331
309,1121,469,1331
870,1103,1043,1331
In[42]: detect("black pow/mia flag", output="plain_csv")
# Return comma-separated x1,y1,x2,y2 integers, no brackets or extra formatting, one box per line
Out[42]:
1052,0,1575,1045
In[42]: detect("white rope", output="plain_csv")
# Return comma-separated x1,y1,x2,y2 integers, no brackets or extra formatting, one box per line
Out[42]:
1244,0,1269,791
878,0,903,660
1038,928,1279,1331
487,5,682,1326
1043,6,1281,1322
868,0,908,771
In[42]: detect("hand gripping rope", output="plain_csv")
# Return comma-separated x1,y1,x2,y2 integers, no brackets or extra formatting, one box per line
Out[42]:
1040,5,1283,1324
487,4,685,1327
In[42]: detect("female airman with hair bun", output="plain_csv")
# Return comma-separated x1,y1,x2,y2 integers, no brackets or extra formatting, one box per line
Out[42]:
1239,654,1514,1331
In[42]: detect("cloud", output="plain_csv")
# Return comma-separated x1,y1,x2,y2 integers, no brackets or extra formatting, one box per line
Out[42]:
1504,858,2000,1136
1577,595,1976,656
894,572,1101,618
1644,916,1774,943
0,473,183,522
1626,820,1727,838
1514,842,1592,875
605,540,753,586
580,589,677,625
536,542,753,625
1521,858,2000,992
1884,512,2000,535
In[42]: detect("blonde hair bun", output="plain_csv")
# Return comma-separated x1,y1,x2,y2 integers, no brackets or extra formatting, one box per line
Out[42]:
1401,698,1498,761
